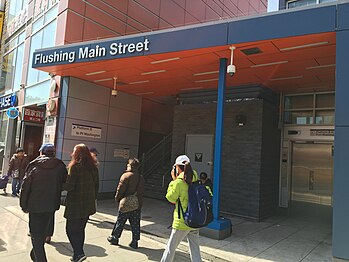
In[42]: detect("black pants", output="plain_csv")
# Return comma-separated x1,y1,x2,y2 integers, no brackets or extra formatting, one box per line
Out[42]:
111,209,141,241
66,217,89,258
29,212,54,262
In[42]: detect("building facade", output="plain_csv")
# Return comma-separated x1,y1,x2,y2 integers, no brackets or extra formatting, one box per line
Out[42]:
2,0,349,260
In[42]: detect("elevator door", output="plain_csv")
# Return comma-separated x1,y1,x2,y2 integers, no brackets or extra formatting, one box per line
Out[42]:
291,142,333,220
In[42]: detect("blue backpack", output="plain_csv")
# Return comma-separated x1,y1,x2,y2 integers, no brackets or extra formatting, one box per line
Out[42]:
178,181,213,228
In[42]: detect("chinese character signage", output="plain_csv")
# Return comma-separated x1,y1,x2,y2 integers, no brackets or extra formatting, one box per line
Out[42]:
34,0,58,18
7,7,28,36
23,107,45,123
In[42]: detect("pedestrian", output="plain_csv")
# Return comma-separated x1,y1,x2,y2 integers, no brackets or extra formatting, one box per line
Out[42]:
199,172,213,192
64,144,99,262
8,147,29,196
107,157,145,249
20,143,67,262
161,155,202,262
89,147,99,164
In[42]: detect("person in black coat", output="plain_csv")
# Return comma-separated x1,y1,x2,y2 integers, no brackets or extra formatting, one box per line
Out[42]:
20,144,67,262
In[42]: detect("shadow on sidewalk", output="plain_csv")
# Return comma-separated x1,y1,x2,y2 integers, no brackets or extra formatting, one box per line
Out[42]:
117,245,190,261
50,241,107,259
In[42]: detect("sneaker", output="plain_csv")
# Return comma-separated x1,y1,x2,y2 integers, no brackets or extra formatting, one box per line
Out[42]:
11,193,18,197
73,254,86,262
129,240,138,249
107,235,119,245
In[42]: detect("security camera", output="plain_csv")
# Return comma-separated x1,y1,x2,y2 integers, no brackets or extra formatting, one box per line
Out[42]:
227,64,236,77
111,89,118,97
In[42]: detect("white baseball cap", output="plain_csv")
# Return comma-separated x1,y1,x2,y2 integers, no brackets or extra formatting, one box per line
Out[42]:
174,155,190,166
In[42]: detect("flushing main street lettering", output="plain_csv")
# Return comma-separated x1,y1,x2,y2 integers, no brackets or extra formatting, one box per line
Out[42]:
34,39,150,65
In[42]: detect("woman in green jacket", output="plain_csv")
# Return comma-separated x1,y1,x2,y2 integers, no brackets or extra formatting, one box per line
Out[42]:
161,155,202,262
64,144,99,262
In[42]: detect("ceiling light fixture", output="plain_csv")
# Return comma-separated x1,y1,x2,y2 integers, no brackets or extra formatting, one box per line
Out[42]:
150,57,180,64
271,76,303,81
141,70,166,75
94,78,112,83
193,71,219,76
112,77,118,97
306,64,336,70
194,78,219,83
136,91,154,95
180,87,203,91
86,70,106,76
250,61,288,68
129,80,150,85
279,41,329,51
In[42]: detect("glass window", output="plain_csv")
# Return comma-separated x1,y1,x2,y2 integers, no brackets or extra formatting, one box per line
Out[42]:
32,16,44,33
45,5,58,23
287,0,317,8
315,110,335,125
13,44,24,92
1,51,17,93
285,95,313,110
25,80,51,105
28,19,57,86
27,30,43,85
284,111,314,125
18,31,26,43
316,93,335,108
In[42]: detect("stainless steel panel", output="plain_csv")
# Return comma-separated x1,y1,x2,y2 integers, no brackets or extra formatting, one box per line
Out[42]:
291,143,333,206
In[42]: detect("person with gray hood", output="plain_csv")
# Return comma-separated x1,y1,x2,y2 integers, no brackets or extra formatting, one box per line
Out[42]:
20,144,67,262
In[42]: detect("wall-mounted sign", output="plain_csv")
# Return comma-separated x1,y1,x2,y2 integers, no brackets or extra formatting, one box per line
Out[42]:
6,107,19,119
33,37,150,68
310,129,334,136
7,7,28,36
71,124,102,139
194,153,203,162
114,149,130,159
34,0,58,18
23,107,45,123
43,116,57,144
0,94,17,110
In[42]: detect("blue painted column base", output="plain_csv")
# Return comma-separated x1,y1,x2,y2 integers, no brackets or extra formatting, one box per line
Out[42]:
199,218,232,240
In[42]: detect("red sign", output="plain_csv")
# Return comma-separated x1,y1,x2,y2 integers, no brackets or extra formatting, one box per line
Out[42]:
23,108,45,123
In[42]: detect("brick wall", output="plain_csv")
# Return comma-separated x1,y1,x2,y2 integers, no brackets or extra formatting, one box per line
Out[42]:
171,99,280,220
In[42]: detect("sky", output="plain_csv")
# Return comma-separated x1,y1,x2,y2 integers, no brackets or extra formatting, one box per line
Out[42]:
268,0,279,12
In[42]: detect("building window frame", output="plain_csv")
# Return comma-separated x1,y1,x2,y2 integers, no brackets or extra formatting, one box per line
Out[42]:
283,91,335,125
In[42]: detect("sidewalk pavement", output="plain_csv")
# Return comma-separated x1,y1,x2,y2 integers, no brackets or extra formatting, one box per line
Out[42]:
0,184,332,262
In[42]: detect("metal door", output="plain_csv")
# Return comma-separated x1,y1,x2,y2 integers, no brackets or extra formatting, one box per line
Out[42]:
185,134,214,179
291,142,333,206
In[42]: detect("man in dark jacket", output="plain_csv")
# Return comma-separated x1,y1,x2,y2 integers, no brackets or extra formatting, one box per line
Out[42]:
20,144,67,262
7,147,29,196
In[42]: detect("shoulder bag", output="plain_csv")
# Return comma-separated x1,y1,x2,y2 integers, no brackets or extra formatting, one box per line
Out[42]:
118,174,140,213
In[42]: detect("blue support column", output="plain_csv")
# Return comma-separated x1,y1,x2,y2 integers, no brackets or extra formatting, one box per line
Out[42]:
204,58,231,238
333,30,349,260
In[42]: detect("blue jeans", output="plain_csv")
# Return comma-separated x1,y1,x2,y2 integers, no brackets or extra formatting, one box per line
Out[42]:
12,178,20,195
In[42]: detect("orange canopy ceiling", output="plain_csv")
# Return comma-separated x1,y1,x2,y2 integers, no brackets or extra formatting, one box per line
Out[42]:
39,32,335,97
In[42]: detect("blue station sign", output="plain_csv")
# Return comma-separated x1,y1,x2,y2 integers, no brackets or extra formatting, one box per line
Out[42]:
0,93,17,110
32,37,150,68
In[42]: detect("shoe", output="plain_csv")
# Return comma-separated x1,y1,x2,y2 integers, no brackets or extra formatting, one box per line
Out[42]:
107,235,119,245
129,240,138,249
73,254,86,262
45,236,51,244
27,232,31,237
11,193,18,197
3,189,6,194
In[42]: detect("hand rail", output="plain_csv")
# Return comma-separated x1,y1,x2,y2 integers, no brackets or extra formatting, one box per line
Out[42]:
140,132,172,179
